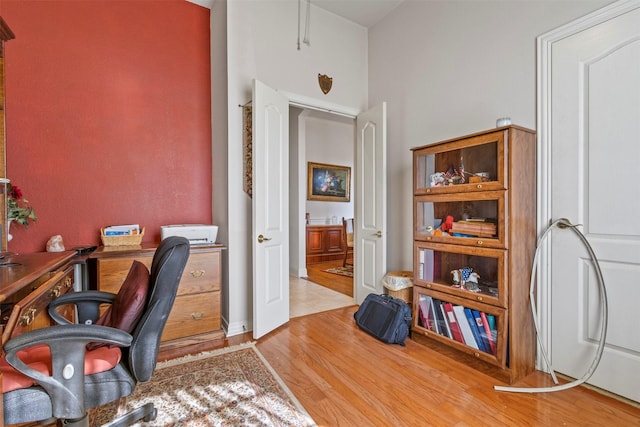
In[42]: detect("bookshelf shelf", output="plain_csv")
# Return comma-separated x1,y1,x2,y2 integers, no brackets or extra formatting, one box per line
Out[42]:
410,125,536,384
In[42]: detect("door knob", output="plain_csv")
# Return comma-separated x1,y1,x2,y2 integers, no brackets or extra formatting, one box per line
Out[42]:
257,234,272,243
375,230,383,237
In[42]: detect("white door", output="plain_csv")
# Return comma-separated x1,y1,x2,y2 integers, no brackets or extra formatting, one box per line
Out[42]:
354,103,387,304
252,79,289,339
540,1,640,402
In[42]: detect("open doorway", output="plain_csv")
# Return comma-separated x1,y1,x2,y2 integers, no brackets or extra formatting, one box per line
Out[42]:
289,108,356,317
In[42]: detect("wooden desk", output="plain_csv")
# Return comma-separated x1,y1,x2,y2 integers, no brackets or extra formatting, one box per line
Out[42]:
0,250,77,426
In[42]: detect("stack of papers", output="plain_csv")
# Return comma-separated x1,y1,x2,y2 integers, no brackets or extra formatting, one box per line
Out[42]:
103,224,141,236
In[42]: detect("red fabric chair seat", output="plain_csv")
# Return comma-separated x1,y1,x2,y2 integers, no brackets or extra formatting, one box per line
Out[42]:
1,344,121,392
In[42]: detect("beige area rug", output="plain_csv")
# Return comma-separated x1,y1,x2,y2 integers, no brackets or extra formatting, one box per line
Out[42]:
92,342,315,426
323,266,353,277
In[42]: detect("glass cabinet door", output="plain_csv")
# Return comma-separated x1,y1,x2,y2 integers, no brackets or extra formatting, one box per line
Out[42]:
413,130,506,195
413,287,507,367
414,242,506,308
414,191,505,249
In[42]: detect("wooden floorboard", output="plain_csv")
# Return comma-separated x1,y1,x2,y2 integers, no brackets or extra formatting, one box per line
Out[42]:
249,306,640,427
306,260,353,297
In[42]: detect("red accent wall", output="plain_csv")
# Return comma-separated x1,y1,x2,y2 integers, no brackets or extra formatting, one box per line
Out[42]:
2,1,212,253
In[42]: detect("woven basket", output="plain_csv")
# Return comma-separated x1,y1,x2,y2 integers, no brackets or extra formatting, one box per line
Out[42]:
100,227,145,247
386,287,413,304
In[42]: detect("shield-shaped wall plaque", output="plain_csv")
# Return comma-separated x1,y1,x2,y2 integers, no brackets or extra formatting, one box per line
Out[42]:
318,74,333,94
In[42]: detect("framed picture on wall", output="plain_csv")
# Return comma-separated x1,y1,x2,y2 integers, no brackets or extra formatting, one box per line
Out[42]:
307,162,351,202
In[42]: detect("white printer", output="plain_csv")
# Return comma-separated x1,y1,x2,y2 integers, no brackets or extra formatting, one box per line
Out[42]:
160,224,218,245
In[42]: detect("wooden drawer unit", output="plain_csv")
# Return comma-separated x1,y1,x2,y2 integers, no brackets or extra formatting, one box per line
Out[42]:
161,293,221,342
89,244,225,354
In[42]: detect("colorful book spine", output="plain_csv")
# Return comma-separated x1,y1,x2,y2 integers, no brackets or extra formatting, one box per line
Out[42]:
429,297,440,334
432,299,449,338
480,311,497,355
418,297,431,330
464,308,488,353
443,302,464,343
453,305,478,349
439,304,453,339
472,310,492,354
486,314,498,346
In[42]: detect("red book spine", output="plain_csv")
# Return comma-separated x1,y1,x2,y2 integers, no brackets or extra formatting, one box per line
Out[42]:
480,311,497,355
443,302,464,343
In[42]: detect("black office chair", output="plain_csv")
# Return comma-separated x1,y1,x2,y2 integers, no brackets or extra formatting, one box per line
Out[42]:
2,236,190,426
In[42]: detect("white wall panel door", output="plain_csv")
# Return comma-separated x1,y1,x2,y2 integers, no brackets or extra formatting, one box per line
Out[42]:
539,0,640,402
355,103,387,304
252,79,289,339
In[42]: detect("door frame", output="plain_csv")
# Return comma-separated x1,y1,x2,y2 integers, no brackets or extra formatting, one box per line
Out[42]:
283,90,359,284
536,0,640,370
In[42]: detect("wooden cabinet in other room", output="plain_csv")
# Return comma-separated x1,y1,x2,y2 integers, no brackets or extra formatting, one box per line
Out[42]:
306,225,344,264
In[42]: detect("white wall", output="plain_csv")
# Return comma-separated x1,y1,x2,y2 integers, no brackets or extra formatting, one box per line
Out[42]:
367,0,613,272
304,110,355,224
211,0,229,328
225,0,367,335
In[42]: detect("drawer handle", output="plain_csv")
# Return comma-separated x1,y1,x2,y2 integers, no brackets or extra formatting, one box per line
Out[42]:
20,308,37,326
191,312,205,320
477,240,484,245
51,284,63,298
476,184,483,189
476,296,484,301
190,269,205,278
473,351,480,358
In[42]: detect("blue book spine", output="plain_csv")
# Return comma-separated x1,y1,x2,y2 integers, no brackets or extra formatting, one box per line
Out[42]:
464,308,487,353
472,309,492,354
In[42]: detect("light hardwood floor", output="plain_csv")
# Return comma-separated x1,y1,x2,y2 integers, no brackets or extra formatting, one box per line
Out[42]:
305,260,353,297
219,306,640,426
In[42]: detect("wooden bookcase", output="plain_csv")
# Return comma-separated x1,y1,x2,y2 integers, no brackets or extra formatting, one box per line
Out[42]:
410,125,536,384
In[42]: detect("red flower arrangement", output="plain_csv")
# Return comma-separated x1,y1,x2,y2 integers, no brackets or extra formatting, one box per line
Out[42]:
7,183,37,228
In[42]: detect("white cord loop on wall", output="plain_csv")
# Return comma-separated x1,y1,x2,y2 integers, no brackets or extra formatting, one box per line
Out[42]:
495,218,608,393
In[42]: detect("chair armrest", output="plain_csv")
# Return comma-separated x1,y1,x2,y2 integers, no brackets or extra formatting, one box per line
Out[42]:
48,290,116,325
3,324,132,420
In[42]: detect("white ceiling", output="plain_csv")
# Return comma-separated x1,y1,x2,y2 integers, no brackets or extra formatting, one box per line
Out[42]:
312,0,404,28
194,1,403,29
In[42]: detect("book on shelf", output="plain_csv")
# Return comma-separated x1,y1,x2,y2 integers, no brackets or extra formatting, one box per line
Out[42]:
452,305,478,349
443,302,464,343
432,299,449,338
450,220,496,237
486,314,498,344
472,309,493,354
418,297,431,330
480,311,497,355
439,304,453,339
428,298,439,334
464,308,489,353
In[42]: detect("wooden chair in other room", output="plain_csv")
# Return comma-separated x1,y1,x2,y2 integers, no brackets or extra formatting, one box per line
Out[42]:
342,217,354,268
